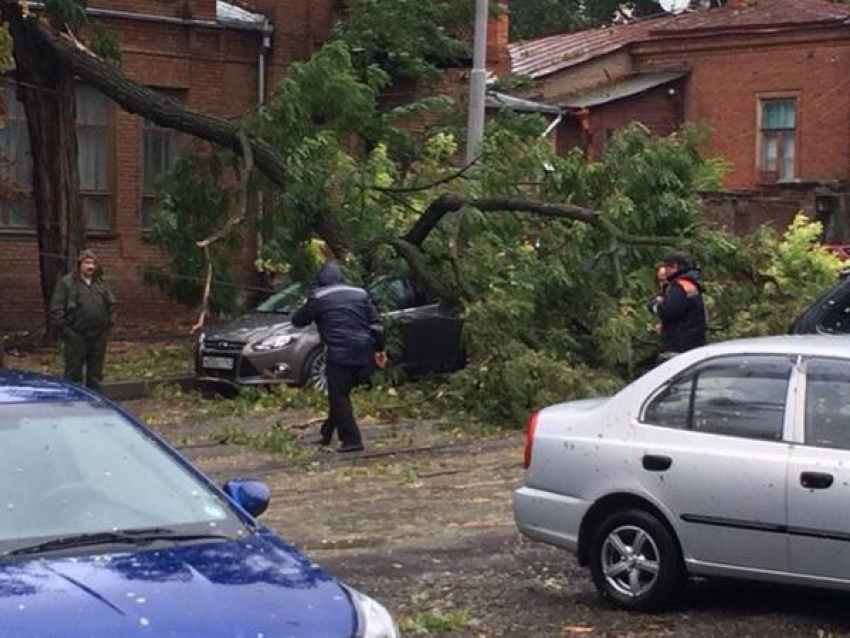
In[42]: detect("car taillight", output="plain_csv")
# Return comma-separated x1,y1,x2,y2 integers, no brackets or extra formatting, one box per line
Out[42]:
523,411,539,470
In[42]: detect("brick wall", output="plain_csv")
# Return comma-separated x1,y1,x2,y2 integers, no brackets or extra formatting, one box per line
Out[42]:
634,27,850,190
0,8,265,332
556,80,685,160
242,0,336,86
89,0,218,21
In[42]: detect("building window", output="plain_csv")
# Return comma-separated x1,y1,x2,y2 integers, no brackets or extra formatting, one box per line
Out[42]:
0,84,34,229
759,99,796,182
142,90,183,229
0,83,112,232
142,119,180,228
76,84,112,231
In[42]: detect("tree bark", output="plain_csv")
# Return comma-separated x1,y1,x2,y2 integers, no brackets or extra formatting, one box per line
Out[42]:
2,1,84,338
403,193,680,248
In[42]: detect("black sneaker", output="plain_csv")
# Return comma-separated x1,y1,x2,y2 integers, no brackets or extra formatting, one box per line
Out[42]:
338,443,365,453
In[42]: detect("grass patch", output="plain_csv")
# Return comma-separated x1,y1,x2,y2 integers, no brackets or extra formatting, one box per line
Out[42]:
7,339,194,381
400,608,476,635
213,422,307,460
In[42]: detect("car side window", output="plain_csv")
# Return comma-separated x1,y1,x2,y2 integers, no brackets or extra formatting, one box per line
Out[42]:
691,357,790,441
643,356,791,442
368,278,415,312
805,358,850,450
644,376,693,429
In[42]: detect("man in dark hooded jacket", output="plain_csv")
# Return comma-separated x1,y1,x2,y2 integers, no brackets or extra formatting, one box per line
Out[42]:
649,252,707,358
292,262,385,452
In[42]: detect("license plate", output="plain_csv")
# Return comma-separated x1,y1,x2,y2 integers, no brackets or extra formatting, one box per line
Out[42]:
203,356,235,371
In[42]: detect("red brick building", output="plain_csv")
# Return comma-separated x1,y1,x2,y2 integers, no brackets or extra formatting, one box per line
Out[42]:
507,0,850,236
0,0,338,332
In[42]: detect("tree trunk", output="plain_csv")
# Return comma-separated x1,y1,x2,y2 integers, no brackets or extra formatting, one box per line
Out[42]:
2,1,84,339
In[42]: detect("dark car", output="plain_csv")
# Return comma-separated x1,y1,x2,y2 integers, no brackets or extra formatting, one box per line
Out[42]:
196,276,464,391
0,370,398,637
791,270,850,335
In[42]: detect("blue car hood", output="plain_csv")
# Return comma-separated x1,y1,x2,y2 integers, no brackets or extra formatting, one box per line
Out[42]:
0,534,356,638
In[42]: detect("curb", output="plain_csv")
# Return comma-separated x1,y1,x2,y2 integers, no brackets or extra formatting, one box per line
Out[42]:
101,375,198,401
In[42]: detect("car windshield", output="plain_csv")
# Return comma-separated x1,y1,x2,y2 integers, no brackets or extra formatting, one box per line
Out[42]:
0,401,245,552
255,283,307,314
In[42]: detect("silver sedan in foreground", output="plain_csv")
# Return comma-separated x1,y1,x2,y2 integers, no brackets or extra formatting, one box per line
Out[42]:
515,336,850,610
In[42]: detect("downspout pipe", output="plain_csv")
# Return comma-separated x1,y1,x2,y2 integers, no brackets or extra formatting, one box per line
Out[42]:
255,19,274,281
258,20,273,106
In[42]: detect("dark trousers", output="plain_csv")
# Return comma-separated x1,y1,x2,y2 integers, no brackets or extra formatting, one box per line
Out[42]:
322,362,370,446
63,329,108,392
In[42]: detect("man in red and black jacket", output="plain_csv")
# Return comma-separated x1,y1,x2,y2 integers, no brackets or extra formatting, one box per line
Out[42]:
649,252,707,358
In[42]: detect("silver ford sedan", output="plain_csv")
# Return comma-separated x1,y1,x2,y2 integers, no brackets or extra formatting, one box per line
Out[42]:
515,336,850,610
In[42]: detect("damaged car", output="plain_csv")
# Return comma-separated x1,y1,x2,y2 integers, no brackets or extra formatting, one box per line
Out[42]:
196,276,464,391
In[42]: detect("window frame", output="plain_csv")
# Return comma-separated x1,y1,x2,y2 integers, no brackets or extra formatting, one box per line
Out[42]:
0,80,35,232
639,354,799,444
799,356,850,452
76,83,115,234
757,95,799,184
140,88,185,231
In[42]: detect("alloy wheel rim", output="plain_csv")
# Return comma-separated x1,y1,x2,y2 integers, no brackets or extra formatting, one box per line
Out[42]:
601,525,661,598
309,351,328,393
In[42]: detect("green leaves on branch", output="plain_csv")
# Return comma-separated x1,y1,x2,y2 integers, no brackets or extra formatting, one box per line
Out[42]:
335,0,473,81
144,152,242,315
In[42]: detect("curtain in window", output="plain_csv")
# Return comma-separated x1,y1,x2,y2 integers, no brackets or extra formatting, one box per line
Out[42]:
762,100,795,130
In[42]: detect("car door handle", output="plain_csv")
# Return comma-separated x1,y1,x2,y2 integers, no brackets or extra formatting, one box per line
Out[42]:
801,472,834,490
643,455,672,472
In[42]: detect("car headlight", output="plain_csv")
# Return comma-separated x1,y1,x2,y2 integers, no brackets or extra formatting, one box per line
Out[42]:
250,335,297,352
347,587,398,638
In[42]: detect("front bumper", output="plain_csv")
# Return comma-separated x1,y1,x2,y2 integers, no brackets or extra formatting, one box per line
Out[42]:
195,343,301,387
513,486,591,552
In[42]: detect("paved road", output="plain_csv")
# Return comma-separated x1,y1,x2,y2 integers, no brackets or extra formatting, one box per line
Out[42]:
135,398,850,636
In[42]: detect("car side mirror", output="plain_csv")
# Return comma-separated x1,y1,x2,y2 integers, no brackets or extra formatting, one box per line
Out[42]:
223,479,271,518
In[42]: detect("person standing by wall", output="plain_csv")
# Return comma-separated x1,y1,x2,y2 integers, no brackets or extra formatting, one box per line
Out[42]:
50,249,115,391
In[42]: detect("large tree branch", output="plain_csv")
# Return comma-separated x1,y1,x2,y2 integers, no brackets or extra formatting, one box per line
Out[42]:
4,3,350,255
404,193,680,248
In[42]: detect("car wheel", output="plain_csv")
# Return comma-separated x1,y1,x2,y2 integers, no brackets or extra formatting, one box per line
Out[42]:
303,348,328,392
589,508,684,611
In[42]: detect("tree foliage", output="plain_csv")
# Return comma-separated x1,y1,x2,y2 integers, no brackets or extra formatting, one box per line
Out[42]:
147,43,840,425
511,0,664,40
1,0,840,424
335,0,473,80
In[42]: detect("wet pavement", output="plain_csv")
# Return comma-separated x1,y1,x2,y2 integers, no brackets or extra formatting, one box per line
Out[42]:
132,396,850,637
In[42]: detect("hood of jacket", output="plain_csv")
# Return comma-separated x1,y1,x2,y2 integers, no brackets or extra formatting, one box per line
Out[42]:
669,269,704,292
316,262,345,287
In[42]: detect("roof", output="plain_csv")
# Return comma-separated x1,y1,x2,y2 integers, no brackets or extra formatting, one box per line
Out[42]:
217,0,269,29
694,334,850,358
486,90,563,114
0,370,94,404
510,0,850,79
557,69,689,108
510,14,676,79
